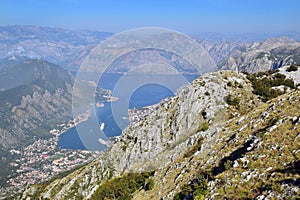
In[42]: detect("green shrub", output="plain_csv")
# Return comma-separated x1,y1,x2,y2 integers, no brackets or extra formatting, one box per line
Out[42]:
197,122,209,133
269,116,280,126
227,82,233,87
224,160,232,170
246,71,295,102
286,65,298,72
225,95,240,106
144,178,154,190
121,145,127,152
173,178,208,200
91,172,154,200
182,184,192,196
284,78,295,88
173,192,181,200
193,179,208,199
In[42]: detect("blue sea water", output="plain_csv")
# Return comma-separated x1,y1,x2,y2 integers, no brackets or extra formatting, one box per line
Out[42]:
58,73,198,150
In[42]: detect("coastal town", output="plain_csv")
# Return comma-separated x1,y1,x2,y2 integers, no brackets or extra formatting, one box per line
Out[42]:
0,92,158,197
7,135,101,187
50,111,90,136
0,112,101,197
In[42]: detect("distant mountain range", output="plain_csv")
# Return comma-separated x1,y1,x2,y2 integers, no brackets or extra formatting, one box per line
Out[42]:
204,37,300,72
0,25,300,73
0,25,112,70
193,31,300,42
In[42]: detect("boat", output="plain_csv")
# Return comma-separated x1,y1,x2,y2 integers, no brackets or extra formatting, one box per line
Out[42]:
100,123,105,131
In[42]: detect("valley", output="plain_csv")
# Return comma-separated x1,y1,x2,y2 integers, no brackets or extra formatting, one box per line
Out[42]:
0,55,115,198
1,0,299,198
0,25,299,199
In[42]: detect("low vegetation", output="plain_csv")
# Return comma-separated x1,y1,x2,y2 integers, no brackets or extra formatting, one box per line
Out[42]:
197,122,209,132
174,172,210,200
286,64,299,72
184,138,203,158
225,94,240,106
91,172,155,200
245,70,296,102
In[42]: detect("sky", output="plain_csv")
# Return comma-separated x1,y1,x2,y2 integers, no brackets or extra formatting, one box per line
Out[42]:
0,0,299,34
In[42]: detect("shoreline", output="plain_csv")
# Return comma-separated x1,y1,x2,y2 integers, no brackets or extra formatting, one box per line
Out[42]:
49,110,90,137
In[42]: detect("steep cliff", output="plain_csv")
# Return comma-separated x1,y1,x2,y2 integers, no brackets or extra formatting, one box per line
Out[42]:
0,59,73,149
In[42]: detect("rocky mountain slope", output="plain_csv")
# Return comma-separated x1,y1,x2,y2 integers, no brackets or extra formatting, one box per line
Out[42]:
219,37,300,73
0,58,76,188
0,57,116,198
0,59,74,149
85,36,300,74
198,40,250,68
18,66,300,199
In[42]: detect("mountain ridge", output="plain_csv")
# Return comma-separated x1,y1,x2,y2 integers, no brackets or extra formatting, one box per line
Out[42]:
0,58,74,149
1,25,300,73
0,58,79,192
219,37,300,73
18,67,300,199
0,25,112,70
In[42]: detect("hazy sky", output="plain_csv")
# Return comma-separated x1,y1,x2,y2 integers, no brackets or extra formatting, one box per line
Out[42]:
0,0,299,34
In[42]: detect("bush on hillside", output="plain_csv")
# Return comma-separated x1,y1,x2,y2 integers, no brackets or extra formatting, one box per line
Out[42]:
246,71,295,102
91,172,154,200
286,65,298,72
